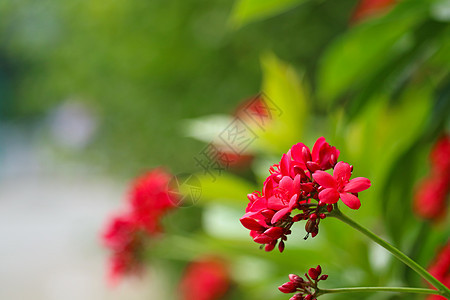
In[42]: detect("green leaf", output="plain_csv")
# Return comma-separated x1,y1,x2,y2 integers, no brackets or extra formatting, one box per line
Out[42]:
258,52,310,154
195,172,256,206
229,0,306,28
317,0,429,104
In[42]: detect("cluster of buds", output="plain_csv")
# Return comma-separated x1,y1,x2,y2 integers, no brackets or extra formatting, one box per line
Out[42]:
102,168,178,283
279,265,328,300
240,137,371,252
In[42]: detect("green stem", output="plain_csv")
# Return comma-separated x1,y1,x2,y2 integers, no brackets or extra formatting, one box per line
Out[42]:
319,287,442,296
329,207,450,298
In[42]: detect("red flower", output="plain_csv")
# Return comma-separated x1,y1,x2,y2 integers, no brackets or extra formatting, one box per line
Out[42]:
426,241,450,300
179,257,230,300
414,176,449,220
431,135,450,176
350,0,396,24
240,137,371,251
129,168,178,234
313,161,371,210
102,168,179,284
414,134,450,221
101,214,143,284
290,137,340,172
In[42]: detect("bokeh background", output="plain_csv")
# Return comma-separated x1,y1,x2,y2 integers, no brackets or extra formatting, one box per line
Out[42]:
0,0,449,299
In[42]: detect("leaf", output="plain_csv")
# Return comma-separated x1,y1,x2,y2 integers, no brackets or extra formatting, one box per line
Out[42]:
317,0,429,104
258,52,310,154
229,0,306,28
195,172,257,206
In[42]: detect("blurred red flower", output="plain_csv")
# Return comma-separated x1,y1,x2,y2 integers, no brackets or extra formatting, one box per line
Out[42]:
102,214,143,284
350,0,396,24
427,241,450,300
414,134,450,221
129,168,178,234
179,257,230,300
102,168,178,284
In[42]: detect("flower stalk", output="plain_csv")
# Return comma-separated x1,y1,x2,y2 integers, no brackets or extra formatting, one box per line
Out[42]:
329,206,450,298
318,287,443,296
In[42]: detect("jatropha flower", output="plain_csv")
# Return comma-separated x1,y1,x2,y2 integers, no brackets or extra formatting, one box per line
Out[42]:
179,256,230,300
240,137,371,252
426,241,450,300
129,169,178,234
102,168,178,284
279,265,328,300
414,134,450,221
102,214,143,284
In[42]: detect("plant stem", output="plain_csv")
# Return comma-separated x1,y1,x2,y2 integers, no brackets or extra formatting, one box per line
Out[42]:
319,287,442,296
329,207,450,298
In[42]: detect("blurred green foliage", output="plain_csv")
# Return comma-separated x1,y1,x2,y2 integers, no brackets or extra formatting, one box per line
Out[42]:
1,0,449,299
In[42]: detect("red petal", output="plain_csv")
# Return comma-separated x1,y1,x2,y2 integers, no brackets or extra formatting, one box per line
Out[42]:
333,161,351,182
280,153,290,176
267,196,286,210
340,192,361,209
264,226,284,238
344,177,371,193
291,142,310,162
312,137,326,162
313,171,337,189
240,217,265,231
279,176,293,190
271,207,290,224
318,188,340,204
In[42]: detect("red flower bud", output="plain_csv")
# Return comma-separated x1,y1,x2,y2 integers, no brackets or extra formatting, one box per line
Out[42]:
308,268,320,280
326,204,333,212
279,282,297,293
278,240,285,253
319,274,328,281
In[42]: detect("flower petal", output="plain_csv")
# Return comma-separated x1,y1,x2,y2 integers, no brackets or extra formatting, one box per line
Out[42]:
340,192,361,209
267,195,286,210
333,161,351,182
240,217,265,231
311,137,326,162
271,207,290,224
280,153,290,176
318,188,340,204
279,176,293,191
344,177,371,193
291,142,310,162
313,171,337,189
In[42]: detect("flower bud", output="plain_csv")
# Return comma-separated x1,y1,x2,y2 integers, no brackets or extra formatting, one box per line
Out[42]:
265,240,277,252
305,219,316,233
308,266,321,280
278,240,285,253
309,213,317,220
319,274,328,281
279,282,297,293
319,213,326,219
326,204,333,212
304,294,313,300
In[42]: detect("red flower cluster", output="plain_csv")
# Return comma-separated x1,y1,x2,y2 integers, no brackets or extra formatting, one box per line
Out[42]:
279,265,328,300
427,241,450,300
414,135,450,220
240,137,371,251
179,257,230,300
101,168,178,284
